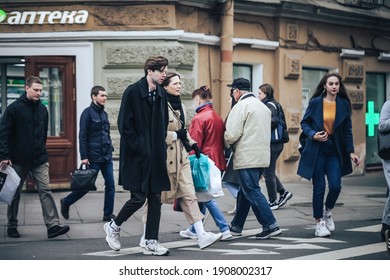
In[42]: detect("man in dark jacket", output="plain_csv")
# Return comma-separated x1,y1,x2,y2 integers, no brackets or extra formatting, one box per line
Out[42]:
103,56,171,256
60,86,116,221
0,76,69,239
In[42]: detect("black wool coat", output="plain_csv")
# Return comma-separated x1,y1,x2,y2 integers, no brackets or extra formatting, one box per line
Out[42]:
0,93,49,167
117,76,170,193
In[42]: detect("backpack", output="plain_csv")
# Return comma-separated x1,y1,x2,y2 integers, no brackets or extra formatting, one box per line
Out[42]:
267,101,289,144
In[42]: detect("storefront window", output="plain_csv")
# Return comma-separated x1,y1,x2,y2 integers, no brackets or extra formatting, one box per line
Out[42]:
39,67,63,137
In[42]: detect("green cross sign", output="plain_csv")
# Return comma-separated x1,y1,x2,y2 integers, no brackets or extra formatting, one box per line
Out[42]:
365,100,379,137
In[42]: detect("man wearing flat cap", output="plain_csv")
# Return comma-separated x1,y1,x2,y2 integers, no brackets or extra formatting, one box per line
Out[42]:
224,78,282,240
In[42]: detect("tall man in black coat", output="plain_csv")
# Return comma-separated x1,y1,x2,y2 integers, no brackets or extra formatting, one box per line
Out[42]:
104,56,171,256
0,76,70,239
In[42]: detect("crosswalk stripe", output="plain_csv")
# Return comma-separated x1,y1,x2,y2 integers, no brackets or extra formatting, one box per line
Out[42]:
288,242,385,260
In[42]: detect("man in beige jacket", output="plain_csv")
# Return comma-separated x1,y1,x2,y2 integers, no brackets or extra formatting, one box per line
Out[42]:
224,78,282,240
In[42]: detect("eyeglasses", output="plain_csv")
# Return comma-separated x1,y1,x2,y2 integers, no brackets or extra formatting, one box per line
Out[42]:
230,88,237,96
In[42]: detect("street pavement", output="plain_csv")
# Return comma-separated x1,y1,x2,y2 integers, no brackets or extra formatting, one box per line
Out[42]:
0,170,389,259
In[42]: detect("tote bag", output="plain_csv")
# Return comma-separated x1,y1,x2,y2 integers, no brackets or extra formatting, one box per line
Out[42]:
0,165,21,205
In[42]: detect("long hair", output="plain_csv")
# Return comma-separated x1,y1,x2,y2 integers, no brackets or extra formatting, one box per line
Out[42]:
259,83,274,99
311,72,351,111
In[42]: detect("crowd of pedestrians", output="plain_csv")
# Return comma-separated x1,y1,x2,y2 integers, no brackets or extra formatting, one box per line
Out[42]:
1,59,388,256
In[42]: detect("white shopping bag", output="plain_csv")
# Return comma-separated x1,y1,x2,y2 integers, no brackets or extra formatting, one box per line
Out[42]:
0,165,21,205
196,158,224,202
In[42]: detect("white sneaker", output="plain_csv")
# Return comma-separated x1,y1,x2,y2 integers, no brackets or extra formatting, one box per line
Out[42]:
221,230,233,241
227,206,236,215
143,240,170,256
104,222,121,251
179,228,198,239
198,232,222,249
323,208,335,231
139,235,146,248
315,219,331,237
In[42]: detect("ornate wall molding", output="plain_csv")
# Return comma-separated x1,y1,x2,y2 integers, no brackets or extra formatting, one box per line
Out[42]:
284,54,301,79
286,23,298,42
342,61,364,82
346,87,364,109
103,41,196,69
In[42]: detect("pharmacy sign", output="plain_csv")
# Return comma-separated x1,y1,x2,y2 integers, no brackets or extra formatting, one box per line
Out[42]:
0,9,89,25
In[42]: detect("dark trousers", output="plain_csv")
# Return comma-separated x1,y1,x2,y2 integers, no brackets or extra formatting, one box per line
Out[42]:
63,161,115,216
115,191,161,240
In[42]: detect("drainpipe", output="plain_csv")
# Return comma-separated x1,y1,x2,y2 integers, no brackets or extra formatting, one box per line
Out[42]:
219,0,233,120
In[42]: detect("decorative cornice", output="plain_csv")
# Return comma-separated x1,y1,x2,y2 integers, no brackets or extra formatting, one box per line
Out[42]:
0,29,279,50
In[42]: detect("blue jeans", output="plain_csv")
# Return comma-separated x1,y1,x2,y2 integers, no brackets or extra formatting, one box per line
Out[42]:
223,181,239,199
311,138,341,219
231,168,278,232
63,161,115,216
189,199,230,233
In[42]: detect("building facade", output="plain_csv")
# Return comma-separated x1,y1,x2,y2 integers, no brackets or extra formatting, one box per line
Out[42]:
0,0,389,189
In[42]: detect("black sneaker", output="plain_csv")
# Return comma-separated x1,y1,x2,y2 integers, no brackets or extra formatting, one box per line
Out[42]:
60,198,69,219
255,227,282,240
277,191,293,209
103,214,116,222
229,226,242,236
7,228,20,238
48,225,70,238
269,201,279,210
385,229,390,256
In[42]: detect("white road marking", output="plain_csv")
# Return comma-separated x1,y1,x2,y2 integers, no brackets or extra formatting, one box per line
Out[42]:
180,247,279,255
345,224,381,232
231,242,329,250
288,242,385,260
271,236,346,243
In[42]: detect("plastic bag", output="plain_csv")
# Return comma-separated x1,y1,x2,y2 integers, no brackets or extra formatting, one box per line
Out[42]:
0,165,21,205
196,158,224,202
189,154,210,191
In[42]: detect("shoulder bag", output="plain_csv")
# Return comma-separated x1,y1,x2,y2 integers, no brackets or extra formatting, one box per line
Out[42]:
70,163,98,191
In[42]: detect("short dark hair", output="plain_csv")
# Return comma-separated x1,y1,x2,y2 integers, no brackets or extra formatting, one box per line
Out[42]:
144,56,169,76
259,83,274,99
161,72,180,88
192,85,212,100
91,85,105,99
25,76,42,87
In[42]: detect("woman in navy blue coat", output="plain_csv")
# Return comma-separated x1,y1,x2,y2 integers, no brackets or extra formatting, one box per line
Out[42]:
297,72,360,237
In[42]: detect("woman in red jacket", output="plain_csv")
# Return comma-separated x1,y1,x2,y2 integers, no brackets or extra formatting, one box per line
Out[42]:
179,85,232,241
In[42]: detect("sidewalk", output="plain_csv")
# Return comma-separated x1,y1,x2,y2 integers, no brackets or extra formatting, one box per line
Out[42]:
0,171,388,242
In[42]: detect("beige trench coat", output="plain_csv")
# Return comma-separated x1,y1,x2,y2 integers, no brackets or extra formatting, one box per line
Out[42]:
161,103,197,204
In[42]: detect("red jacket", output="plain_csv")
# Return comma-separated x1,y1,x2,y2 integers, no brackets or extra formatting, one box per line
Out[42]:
189,102,226,171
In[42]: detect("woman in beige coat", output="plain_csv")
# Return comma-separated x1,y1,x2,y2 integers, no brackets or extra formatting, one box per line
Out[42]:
141,72,222,249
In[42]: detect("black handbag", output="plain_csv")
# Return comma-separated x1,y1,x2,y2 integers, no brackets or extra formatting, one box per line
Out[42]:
378,130,390,160
70,164,98,191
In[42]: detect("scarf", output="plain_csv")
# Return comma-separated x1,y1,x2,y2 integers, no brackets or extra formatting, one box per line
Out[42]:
167,93,185,129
